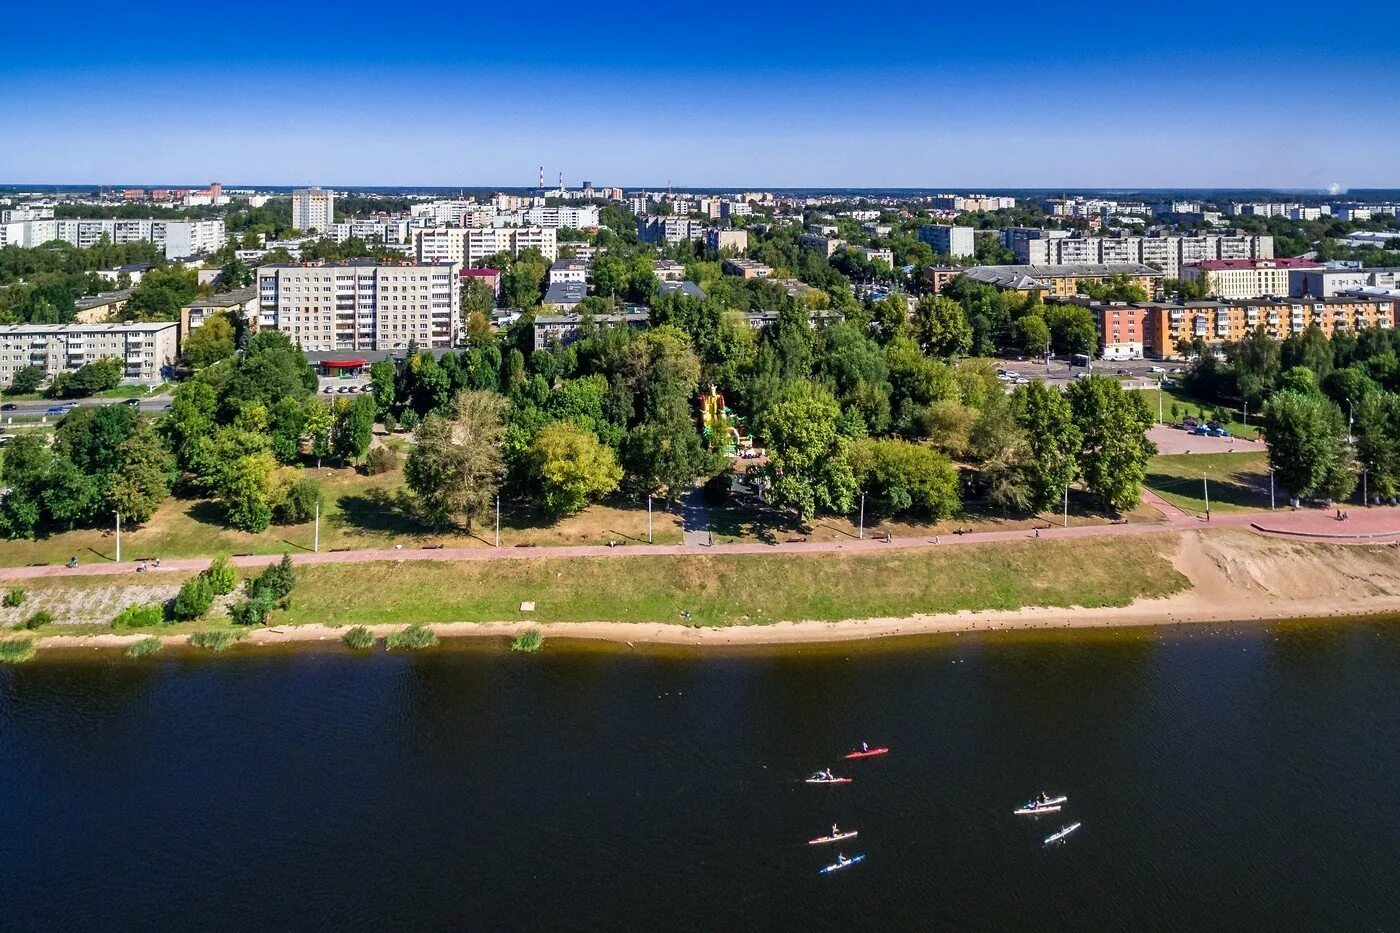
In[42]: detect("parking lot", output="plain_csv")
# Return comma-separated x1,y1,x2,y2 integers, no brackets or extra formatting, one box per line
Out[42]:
318,377,372,398
990,356,1188,389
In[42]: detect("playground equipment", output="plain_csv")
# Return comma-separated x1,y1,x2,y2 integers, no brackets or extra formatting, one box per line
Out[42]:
698,385,755,457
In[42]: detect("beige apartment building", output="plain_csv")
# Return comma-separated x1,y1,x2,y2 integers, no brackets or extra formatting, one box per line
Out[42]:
416,226,557,264
0,321,178,386
1181,258,1323,300
1016,233,1274,277
256,262,461,352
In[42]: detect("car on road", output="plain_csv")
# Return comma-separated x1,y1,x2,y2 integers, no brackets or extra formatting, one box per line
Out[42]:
122,398,142,406
1148,365,1167,374
46,405,70,415
0,402,16,411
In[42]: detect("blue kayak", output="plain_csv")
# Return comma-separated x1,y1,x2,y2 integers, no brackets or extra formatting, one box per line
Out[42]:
819,854,866,875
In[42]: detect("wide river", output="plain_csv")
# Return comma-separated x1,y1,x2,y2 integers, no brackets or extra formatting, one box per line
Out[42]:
3,620,1399,931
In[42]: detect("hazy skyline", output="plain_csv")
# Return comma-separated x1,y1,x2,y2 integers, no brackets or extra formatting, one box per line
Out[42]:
5,0,1398,188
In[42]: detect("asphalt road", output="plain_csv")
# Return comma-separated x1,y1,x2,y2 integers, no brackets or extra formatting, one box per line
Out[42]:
0,396,174,422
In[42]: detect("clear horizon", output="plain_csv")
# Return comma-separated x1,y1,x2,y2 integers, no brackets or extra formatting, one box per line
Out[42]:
4,0,1398,188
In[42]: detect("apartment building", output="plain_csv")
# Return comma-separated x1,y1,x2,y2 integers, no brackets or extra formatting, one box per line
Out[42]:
548,259,589,285
850,246,895,266
180,286,259,341
410,200,494,226
1181,258,1322,300
0,218,226,258
256,261,460,352
415,227,557,264
520,205,601,229
533,309,649,350
962,263,1163,298
1013,233,1274,277
71,290,133,323
327,219,413,246
927,194,1015,212
637,217,703,244
799,234,844,257
292,187,335,232
723,258,773,279
1142,295,1395,357
917,224,976,258
704,228,748,253
0,321,178,386
653,259,687,282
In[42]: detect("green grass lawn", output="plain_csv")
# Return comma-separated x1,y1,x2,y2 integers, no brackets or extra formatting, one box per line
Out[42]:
1146,451,1273,515
1154,386,1261,440
268,534,1188,628
0,463,684,568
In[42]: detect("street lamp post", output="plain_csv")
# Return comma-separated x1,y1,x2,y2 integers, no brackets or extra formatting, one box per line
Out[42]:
1203,472,1211,521
1063,485,1069,528
115,511,121,563
1269,469,1275,511
495,495,500,548
858,492,865,540
313,499,320,553
647,494,653,544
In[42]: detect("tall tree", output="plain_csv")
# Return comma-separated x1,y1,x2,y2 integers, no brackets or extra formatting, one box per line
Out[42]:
404,391,510,531
1262,389,1356,502
756,383,857,522
1011,380,1082,510
1065,376,1156,512
525,421,622,518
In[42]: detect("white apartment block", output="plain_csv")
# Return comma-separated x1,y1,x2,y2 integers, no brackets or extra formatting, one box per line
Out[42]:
851,246,895,266
705,228,748,253
520,205,601,229
0,322,179,386
256,262,460,352
917,224,976,258
410,200,494,227
292,187,335,232
0,218,225,258
549,259,589,285
328,219,413,246
1015,234,1274,277
415,227,557,264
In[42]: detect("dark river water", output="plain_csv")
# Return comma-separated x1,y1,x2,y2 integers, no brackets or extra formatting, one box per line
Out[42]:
2,620,1399,931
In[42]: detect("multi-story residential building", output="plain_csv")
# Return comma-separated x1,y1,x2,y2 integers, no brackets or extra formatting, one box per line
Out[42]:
921,265,963,293
1013,233,1274,277
659,280,706,300
410,200,494,227
721,200,752,218
328,219,413,247
0,321,178,386
917,224,975,258
1181,258,1322,300
1142,295,1395,357
460,267,501,297
534,309,649,350
723,258,773,279
927,194,1015,212
704,228,748,253
1,218,226,258
71,290,133,323
292,187,335,232
850,246,895,266
653,259,687,282
522,205,601,229
416,227,557,264
548,259,589,285
179,287,259,341
637,216,703,245
962,263,1164,298
799,234,844,257
256,261,460,352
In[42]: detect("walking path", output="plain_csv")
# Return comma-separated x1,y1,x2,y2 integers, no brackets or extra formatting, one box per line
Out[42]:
679,487,712,547
3,499,1397,583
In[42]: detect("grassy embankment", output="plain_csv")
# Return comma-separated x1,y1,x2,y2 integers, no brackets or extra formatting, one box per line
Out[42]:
3,535,1188,633
1146,451,1272,516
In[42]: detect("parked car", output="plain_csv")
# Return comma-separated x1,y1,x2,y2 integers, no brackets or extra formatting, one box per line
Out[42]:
1148,365,1167,374
322,386,336,394
0,434,16,447
1191,426,1210,436
1210,426,1231,437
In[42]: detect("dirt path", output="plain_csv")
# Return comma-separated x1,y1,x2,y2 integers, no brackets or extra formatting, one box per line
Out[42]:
4,502,1398,583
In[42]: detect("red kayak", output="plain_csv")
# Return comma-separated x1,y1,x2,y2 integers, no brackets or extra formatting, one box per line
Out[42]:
844,747,889,760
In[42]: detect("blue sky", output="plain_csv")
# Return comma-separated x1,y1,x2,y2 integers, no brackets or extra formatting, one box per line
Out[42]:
4,0,1398,187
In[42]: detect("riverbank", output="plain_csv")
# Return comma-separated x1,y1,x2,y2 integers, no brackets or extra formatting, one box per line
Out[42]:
14,530,1400,653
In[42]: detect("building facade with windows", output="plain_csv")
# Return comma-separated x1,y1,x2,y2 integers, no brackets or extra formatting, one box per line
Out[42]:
1181,258,1322,300
1014,233,1274,277
256,262,460,352
292,187,335,232
917,224,976,258
1141,296,1394,357
0,321,178,385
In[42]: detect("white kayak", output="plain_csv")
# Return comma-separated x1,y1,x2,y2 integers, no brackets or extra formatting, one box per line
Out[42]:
1015,795,1068,815
818,854,866,874
808,830,858,845
1044,822,1082,845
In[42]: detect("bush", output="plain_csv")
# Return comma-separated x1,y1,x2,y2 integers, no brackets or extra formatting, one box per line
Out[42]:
111,604,165,628
2,587,25,608
0,637,37,664
511,628,544,653
399,409,420,431
342,625,375,650
365,446,399,475
251,553,296,601
187,630,242,652
23,609,55,630
228,591,276,626
273,477,321,525
386,624,437,650
204,556,237,596
170,576,215,622
701,470,733,506
125,637,163,659
381,412,399,434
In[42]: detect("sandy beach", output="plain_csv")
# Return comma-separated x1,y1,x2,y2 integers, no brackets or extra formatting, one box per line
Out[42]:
27,530,1400,652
